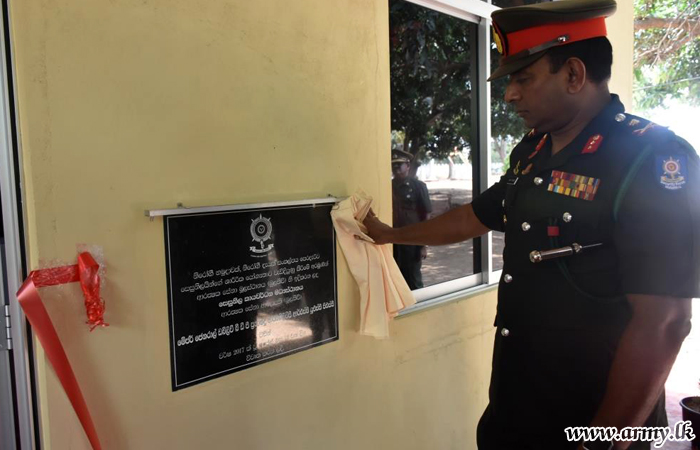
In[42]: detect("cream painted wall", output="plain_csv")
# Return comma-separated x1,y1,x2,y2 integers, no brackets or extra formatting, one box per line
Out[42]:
10,1,499,449
10,1,635,448
606,0,635,110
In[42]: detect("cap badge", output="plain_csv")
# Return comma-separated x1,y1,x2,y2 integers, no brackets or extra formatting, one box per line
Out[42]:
493,28,504,55
657,155,687,190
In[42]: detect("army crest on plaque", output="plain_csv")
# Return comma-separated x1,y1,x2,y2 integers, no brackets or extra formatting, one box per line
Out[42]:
249,214,275,255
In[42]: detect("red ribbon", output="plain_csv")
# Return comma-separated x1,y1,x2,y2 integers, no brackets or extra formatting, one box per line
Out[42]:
17,252,106,450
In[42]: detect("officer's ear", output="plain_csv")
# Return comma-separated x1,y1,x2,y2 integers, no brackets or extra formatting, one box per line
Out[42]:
564,57,587,94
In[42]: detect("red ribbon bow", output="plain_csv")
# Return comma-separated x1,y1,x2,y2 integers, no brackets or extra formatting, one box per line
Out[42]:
17,252,106,450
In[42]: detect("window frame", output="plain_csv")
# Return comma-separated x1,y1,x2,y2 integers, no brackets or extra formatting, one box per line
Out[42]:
394,0,503,315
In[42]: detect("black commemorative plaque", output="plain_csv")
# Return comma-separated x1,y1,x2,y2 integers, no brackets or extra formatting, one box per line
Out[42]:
164,200,338,390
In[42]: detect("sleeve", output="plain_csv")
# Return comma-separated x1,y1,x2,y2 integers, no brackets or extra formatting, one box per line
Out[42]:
417,181,432,215
614,138,700,297
471,174,507,232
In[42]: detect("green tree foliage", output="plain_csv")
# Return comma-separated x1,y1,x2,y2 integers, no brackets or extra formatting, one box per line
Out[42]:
389,0,476,163
490,44,528,168
389,0,535,166
634,0,700,110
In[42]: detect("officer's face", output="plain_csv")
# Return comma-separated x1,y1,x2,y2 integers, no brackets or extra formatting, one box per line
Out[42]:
504,56,573,131
392,162,410,179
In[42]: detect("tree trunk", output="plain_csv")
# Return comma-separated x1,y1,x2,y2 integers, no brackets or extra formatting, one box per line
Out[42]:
634,17,700,35
407,132,422,178
494,138,507,165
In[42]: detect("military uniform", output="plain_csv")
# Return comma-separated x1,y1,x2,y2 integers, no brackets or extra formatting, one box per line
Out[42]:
471,95,700,449
392,150,432,290
467,1,700,448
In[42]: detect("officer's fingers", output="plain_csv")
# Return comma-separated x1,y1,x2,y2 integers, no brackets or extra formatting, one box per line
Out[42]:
363,213,379,228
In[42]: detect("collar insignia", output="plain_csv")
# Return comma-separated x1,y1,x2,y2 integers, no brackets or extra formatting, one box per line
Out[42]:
529,134,548,159
582,134,603,154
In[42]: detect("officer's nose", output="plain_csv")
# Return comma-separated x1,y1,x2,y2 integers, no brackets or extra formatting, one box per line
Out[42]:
504,79,521,104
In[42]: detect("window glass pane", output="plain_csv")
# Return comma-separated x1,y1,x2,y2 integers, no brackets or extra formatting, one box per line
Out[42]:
489,34,525,271
418,178,474,287
389,0,479,291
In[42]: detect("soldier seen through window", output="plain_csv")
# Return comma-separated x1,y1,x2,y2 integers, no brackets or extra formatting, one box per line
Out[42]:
391,148,432,290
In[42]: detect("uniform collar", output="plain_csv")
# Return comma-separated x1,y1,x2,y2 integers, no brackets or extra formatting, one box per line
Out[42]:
536,94,624,173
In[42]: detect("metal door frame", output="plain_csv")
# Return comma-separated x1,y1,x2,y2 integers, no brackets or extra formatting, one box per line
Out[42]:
0,0,39,448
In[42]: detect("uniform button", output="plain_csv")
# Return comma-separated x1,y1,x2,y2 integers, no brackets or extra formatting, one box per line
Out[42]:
502,199,505,207
503,215,507,224
534,177,543,185
521,222,531,232
615,113,626,122
562,212,573,222
504,274,513,283
501,328,510,337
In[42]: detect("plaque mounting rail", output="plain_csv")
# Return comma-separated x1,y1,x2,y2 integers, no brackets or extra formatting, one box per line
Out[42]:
145,196,341,219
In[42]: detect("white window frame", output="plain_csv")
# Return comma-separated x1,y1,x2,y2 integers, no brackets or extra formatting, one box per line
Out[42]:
395,0,504,315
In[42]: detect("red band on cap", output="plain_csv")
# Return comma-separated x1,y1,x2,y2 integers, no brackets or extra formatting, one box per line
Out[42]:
505,17,607,57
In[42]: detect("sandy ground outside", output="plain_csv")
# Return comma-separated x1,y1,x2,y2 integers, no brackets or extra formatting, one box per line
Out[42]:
420,180,504,288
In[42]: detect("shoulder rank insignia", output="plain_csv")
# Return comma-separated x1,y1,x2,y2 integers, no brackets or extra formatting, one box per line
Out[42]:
633,122,659,136
628,118,640,127
657,155,687,190
547,170,601,201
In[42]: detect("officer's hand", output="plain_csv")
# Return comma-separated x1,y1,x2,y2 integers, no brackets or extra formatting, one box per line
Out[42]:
362,209,394,245
420,246,428,260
